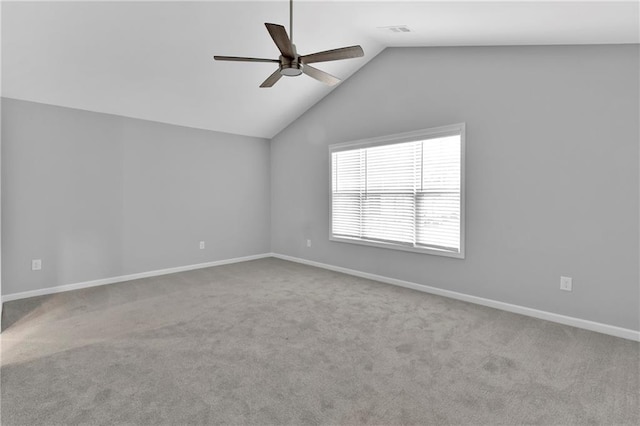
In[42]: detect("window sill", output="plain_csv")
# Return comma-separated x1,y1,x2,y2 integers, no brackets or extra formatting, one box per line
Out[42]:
329,236,465,259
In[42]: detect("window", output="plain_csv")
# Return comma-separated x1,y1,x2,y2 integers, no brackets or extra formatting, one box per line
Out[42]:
330,124,465,258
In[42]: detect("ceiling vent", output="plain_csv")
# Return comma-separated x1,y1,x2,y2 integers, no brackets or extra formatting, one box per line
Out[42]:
379,25,412,33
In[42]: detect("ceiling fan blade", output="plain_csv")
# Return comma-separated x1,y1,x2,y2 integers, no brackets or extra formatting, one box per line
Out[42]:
214,56,279,63
300,45,364,64
302,64,340,86
260,68,283,88
265,23,295,58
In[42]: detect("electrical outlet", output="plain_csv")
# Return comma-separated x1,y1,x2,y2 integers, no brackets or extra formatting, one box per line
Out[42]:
560,276,572,291
199,241,205,250
306,239,312,248
31,259,42,271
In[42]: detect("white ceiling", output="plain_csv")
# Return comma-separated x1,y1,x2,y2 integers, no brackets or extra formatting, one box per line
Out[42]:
2,1,638,139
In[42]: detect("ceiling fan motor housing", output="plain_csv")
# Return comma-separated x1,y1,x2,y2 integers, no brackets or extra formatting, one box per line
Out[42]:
279,45,303,77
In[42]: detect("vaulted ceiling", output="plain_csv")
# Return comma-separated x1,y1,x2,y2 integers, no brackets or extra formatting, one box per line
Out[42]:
3,1,638,138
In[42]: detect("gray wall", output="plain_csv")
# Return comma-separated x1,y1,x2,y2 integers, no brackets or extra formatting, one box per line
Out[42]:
270,45,640,331
2,98,270,296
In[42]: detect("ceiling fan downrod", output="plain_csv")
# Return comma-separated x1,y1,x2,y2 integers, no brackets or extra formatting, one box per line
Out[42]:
290,0,294,45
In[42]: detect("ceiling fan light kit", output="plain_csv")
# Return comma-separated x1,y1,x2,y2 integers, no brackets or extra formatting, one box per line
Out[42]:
213,0,364,88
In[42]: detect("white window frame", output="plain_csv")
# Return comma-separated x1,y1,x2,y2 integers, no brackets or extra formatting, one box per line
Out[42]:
329,123,466,259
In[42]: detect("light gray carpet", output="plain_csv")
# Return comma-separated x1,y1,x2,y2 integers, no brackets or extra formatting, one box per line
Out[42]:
1,258,638,425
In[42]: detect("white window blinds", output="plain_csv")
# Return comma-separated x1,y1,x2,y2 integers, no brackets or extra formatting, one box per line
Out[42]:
331,128,463,256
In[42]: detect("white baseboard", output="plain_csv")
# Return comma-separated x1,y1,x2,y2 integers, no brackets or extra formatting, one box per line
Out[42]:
1,253,271,303
3,251,638,342
271,253,640,342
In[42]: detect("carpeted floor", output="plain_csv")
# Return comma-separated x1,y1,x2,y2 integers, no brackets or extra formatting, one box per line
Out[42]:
1,258,638,425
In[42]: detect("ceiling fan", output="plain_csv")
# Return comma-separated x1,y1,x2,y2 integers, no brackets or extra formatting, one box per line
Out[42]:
213,0,364,88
